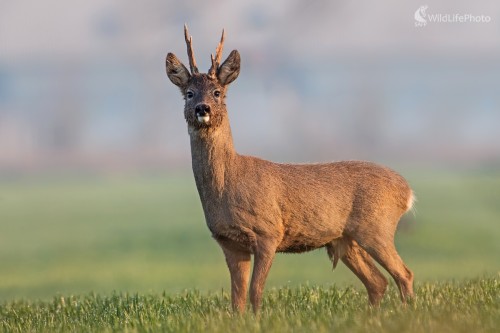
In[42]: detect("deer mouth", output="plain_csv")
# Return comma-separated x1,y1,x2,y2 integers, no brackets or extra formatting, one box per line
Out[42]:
196,114,210,124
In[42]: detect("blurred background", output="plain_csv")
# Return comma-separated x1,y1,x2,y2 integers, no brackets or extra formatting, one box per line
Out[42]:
0,0,499,301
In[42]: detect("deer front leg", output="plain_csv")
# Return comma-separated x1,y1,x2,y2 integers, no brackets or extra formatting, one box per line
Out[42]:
249,240,277,314
219,242,251,313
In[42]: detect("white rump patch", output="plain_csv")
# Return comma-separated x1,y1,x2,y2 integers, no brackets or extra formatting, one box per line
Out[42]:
407,190,417,214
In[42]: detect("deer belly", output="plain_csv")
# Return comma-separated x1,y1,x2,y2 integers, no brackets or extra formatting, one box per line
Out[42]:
277,227,340,253
276,207,345,253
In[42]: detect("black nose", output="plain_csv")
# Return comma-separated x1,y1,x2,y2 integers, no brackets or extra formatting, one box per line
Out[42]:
195,104,210,115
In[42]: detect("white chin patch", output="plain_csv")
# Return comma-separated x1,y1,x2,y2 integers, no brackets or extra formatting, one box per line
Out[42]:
197,115,210,124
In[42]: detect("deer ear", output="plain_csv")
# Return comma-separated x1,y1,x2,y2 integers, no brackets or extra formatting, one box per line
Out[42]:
217,50,240,86
166,53,190,88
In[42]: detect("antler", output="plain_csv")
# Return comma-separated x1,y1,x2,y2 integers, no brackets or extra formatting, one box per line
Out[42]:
208,29,225,78
184,24,199,74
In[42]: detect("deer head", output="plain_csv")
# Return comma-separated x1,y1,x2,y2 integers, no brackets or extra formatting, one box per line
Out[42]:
166,25,240,130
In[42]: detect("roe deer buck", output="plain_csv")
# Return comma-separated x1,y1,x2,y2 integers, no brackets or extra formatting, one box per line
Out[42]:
165,26,415,313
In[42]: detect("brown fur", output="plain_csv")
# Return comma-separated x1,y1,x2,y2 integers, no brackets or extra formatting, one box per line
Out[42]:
166,27,415,313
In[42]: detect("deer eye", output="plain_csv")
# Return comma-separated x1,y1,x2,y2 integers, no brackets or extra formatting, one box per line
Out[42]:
213,90,221,98
186,91,194,99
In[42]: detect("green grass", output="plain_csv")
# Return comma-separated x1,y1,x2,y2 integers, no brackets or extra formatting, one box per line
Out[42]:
1,277,498,333
0,171,499,301
0,169,499,331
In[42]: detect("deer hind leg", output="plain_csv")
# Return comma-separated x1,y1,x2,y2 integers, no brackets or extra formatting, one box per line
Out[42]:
327,237,388,305
355,234,414,303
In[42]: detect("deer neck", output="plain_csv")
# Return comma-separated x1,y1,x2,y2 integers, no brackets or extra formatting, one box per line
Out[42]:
189,116,237,200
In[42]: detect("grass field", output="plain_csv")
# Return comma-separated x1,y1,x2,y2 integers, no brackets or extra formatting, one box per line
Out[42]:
0,169,499,331
1,278,498,332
